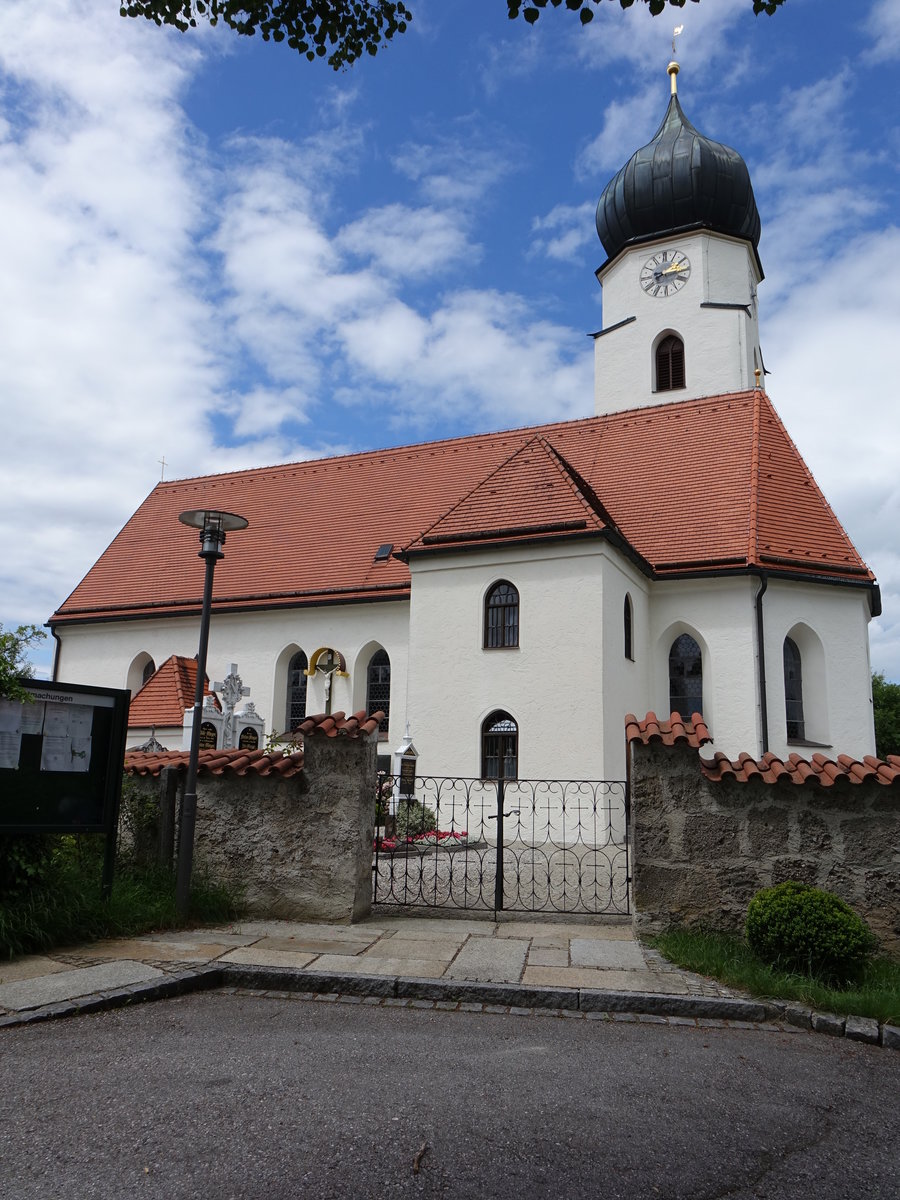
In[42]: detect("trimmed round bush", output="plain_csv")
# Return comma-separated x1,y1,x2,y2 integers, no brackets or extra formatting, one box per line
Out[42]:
745,881,876,985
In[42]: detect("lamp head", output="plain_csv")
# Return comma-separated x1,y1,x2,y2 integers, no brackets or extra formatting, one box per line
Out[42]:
178,509,248,559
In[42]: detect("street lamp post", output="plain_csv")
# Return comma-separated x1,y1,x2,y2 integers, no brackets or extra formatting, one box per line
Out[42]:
176,508,248,917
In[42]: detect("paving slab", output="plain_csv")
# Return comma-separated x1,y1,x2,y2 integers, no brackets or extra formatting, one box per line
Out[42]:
251,935,376,956
367,917,495,936
141,929,260,947
0,961,163,1012
526,947,569,967
309,954,449,978
233,921,385,941
59,939,228,964
445,936,527,982
570,938,647,970
0,956,71,986
494,921,632,940
522,966,690,993
360,938,462,961
220,947,318,969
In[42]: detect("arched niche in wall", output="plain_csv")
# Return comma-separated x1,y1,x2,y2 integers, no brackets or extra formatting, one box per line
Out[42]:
126,651,156,697
273,644,305,735
657,622,712,729
783,622,829,745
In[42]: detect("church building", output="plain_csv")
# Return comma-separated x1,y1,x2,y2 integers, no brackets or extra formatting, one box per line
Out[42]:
49,63,880,783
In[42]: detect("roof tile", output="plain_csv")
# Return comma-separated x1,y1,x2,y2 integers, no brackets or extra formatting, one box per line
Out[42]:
52,391,873,625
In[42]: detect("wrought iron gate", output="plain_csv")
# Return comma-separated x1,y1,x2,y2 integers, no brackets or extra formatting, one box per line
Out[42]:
373,776,629,915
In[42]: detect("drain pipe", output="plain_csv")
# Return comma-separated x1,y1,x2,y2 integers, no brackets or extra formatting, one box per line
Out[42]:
754,570,769,755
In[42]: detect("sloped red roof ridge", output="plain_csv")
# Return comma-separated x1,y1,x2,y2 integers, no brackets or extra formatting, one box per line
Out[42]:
124,710,385,778
128,655,217,727
51,391,874,625
625,712,900,786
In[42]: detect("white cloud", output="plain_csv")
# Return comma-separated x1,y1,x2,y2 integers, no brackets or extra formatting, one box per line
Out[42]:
864,0,900,62
392,130,514,206
531,202,596,264
338,203,477,278
576,87,659,178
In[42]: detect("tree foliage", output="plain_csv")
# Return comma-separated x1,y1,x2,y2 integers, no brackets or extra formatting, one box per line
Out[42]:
121,1,412,69
122,0,786,69
0,623,46,703
872,671,900,760
507,0,787,30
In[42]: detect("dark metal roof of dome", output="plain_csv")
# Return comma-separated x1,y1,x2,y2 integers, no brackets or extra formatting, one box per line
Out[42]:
596,90,760,265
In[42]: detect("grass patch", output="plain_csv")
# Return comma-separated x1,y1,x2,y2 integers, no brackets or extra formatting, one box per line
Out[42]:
653,927,900,1026
0,837,243,960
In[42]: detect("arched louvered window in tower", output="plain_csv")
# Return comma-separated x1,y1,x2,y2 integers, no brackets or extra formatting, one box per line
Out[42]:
481,710,518,780
285,650,308,732
656,334,685,392
367,649,391,736
783,637,805,740
669,634,703,719
484,581,519,648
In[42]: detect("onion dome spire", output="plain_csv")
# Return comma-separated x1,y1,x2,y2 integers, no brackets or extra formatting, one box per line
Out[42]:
595,64,761,266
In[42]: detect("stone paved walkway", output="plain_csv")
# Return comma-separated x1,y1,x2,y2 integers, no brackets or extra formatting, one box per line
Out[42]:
0,916,731,1016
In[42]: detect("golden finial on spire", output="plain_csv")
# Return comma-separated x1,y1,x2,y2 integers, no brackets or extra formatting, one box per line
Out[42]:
668,24,683,95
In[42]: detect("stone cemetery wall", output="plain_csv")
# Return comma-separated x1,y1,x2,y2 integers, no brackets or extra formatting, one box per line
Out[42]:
630,742,900,954
127,732,376,923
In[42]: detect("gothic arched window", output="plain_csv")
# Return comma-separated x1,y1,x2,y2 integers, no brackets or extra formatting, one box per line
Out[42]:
484,581,519,648
367,648,391,736
285,650,308,731
669,634,703,718
624,595,634,660
784,637,805,740
656,334,685,392
481,710,518,780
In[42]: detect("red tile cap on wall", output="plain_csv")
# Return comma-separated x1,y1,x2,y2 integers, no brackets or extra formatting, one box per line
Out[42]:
124,747,305,779
626,713,900,787
625,711,712,749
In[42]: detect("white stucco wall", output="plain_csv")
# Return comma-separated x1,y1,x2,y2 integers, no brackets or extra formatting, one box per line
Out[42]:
54,600,411,753
762,579,875,759
594,231,762,413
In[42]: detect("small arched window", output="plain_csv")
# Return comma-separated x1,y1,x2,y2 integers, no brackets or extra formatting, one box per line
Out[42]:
484,581,519,649
367,649,391,736
285,650,308,731
141,658,156,687
624,595,634,660
784,637,805,740
669,634,703,718
656,334,685,392
481,710,518,780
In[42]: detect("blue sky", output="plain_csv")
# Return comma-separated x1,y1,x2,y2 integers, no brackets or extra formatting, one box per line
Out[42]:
1,0,898,682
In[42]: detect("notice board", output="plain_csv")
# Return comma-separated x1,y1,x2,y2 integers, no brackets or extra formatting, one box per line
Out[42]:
0,680,130,833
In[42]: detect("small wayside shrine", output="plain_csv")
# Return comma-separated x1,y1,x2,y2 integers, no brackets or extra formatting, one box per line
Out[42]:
49,60,880,787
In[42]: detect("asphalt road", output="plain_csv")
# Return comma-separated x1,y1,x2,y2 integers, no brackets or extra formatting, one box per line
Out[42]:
2,993,896,1200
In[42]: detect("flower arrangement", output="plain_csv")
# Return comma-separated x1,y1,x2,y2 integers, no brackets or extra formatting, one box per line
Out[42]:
375,830,468,853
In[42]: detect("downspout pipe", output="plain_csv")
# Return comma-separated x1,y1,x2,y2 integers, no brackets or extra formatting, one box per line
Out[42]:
754,570,769,755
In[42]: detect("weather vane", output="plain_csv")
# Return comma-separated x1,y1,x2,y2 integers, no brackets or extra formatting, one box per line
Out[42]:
672,24,683,56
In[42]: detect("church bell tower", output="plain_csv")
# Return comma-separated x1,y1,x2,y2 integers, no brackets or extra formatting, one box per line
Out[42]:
593,62,765,414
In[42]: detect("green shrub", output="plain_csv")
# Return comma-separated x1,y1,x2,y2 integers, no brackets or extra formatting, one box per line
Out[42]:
395,799,437,838
0,834,58,901
745,881,876,985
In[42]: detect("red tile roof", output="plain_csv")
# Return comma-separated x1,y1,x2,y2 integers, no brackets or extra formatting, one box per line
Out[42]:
128,655,217,728
51,391,873,625
625,712,900,787
123,709,384,778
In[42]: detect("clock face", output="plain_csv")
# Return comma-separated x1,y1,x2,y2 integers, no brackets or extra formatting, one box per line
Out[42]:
640,249,691,297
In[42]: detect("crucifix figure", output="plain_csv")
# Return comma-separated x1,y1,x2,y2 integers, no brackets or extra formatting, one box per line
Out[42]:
214,663,250,749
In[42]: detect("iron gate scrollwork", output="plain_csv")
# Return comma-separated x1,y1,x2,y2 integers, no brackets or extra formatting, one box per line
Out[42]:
373,775,629,915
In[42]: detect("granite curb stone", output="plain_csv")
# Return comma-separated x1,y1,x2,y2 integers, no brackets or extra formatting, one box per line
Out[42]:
0,959,894,1053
